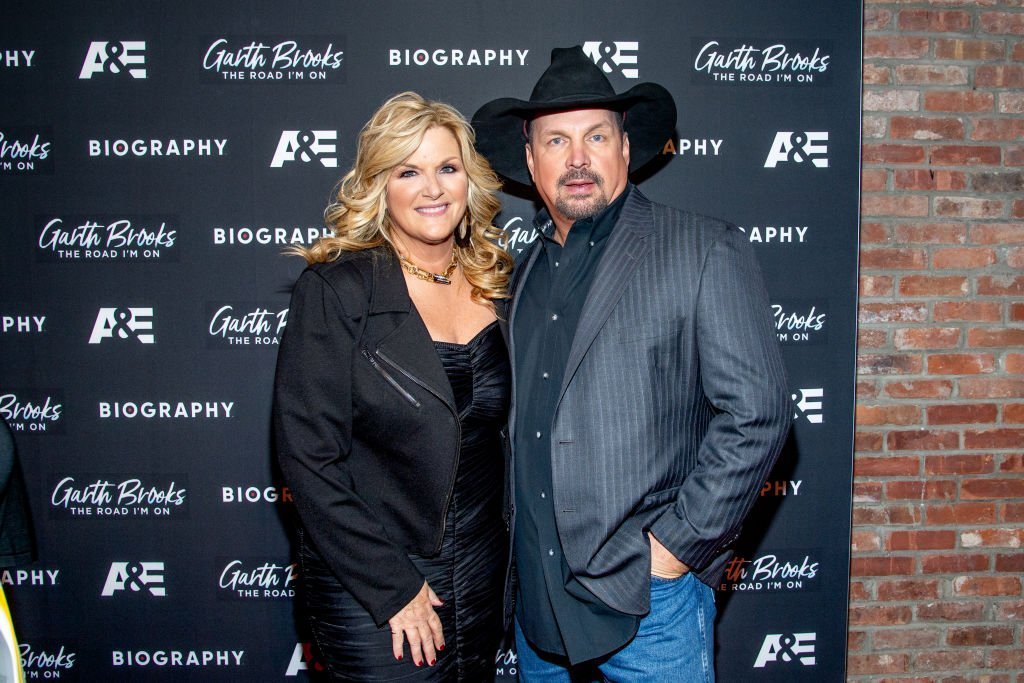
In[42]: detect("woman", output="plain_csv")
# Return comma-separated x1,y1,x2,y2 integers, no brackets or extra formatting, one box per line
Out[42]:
273,92,513,681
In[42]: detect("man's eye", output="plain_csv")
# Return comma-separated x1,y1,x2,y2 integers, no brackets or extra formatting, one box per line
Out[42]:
548,137,564,145
591,134,605,142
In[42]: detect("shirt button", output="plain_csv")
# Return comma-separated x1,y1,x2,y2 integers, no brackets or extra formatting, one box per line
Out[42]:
548,549,554,557
536,431,542,439
551,314,558,321
540,491,546,498
589,241,595,247
554,261,560,267
542,372,549,379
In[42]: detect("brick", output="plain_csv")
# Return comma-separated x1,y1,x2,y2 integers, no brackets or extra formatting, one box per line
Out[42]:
1007,353,1024,371
999,92,1024,114
878,579,943,602
968,328,1024,347
847,629,867,652
925,454,996,474
934,196,1004,217
934,38,1005,61
854,481,883,502
960,377,1024,398
924,91,995,112
933,248,997,269
972,171,1024,193
894,169,966,190
888,530,956,551
872,629,940,651
862,168,888,191
886,479,957,499
929,403,1000,424
918,601,986,621
891,116,965,140
854,454,921,475
847,653,909,676
962,475,1024,497
963,528,1024,549
851,556,916,577
930,147,1003,166
863,90,922,112
851,530,882,552
972,222,1024,244
952,575,1022,596
857,380,880,399
884,380,954,399
861,221,891,244
995,601,1024,621
1000,453,1024,471
1005,403,1024,422
895,222,966,244
934,301,1001,321
1013,303,1024,321
849,604,914,625
980,11,1024,35
913,650,985,671
1008,144,1024,166
926,502,998,524
856,432,885,453
988,649,1024,670
864,115,888,139
849,583,871,602
859,353,924,375
853,505,921,525
861,275,894,296
976,64,1024,87
972,118,1024,140
861,247,929,269
864,36,931,59
865,8,893,30
977,275,1024,296
949,626,1015,647
894,327,961,348
1002,502,1024,522
1008,246,1024,268
895,64,969,85
863,194,931,217
899,277,968,297
927,354,996,375
864,64,892,85
921,553,990,574
859,328,888,349
995,553,1024,573
1015,41,1024,62
860,302,928,322
863,144,927,164
899,10,972,32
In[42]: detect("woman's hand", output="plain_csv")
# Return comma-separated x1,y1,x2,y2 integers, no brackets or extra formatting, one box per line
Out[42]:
388,581,445,667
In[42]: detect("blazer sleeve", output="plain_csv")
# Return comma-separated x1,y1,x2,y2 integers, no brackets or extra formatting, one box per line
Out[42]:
648,226,791,572
273,267,423,626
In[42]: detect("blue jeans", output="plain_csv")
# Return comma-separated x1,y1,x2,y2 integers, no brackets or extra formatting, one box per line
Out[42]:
515,573,716,682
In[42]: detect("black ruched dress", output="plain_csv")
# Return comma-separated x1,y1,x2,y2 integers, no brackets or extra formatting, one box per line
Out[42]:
299,321,509,681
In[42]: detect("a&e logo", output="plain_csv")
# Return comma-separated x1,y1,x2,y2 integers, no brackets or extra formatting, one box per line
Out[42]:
89,307,155,344
101,562,166,596
763,131,828,168
80,41,147,79
583,41,639,79
270,130,338,167
792,388,823,423
754,632,816,667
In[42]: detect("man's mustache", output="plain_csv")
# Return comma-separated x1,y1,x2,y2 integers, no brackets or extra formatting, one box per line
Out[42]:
558,169,603,187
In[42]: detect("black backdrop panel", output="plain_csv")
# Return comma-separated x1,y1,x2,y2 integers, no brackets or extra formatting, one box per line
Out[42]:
3,1,860,679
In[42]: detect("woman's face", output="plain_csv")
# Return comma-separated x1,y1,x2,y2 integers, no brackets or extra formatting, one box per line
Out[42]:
385,126,469,253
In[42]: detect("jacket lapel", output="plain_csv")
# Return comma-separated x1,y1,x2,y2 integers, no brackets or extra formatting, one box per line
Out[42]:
370,250,456,410
557,189,654,406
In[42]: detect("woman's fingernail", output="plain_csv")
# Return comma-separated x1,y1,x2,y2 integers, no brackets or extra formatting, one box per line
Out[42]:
438,644,445,651
397,655,403,661
416,660,422,667
430,659,436,666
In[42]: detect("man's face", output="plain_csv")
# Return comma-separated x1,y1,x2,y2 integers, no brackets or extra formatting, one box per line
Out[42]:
525,108,630,237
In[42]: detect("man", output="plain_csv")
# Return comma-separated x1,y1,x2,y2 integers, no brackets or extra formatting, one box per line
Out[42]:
473,47,791,681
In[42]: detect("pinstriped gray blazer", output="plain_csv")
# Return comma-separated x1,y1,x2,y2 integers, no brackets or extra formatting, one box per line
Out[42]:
507,188,791,617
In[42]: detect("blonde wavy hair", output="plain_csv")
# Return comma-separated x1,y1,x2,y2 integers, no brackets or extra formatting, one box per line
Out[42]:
295,91,512,305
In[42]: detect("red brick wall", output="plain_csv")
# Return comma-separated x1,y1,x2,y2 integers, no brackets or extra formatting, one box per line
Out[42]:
853,2,1023,680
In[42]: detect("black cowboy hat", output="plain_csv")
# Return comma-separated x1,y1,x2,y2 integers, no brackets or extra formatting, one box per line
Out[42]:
472,45,677,186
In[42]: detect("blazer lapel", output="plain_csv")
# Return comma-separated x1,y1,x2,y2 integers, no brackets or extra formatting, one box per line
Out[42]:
506,240,543,444
557,190,654,406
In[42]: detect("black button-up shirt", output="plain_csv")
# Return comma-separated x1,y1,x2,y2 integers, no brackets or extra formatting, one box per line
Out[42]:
513,185,639,663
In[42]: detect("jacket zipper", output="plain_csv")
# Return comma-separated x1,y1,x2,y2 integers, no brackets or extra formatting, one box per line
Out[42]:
375,347,461,555
361,348,421,408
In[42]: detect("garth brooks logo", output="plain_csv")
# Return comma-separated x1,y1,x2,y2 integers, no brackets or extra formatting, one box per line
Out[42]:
207,303,288,348
217,559,297,600
771,301,827,344
0,391,62,433
692,39,832,86
721,552,820,592
201,36,345,82
51,475,189,518
36,215,177,261
0,127,53,174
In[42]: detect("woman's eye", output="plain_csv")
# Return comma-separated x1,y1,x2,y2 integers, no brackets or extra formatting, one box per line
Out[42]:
399,169,417,178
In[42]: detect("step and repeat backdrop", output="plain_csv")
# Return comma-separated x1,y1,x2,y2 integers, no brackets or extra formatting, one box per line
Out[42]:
2,1,861,680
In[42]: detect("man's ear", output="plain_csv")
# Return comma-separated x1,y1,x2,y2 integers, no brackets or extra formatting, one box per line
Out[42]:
525,143,535,182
